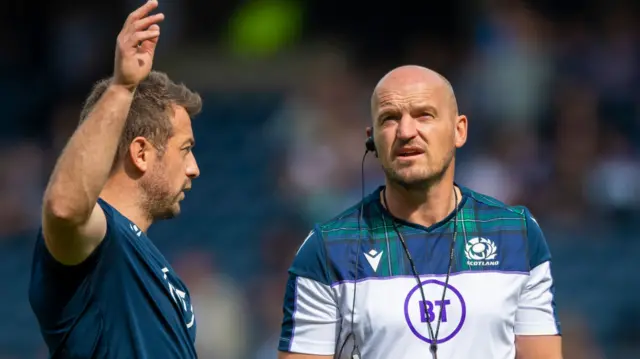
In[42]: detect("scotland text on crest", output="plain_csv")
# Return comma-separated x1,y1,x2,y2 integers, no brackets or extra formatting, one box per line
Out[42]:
464,237,500,266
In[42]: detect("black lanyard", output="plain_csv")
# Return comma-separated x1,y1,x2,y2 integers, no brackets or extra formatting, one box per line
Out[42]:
382,188,459,359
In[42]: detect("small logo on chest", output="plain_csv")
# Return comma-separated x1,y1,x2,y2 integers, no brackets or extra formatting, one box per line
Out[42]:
129,223,142,237
464,237,499,267
161,267,195,329
364,249,383,272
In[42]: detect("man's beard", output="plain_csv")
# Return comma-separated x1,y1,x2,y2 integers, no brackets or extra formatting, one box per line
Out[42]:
138,165,183,221
383,149,455,191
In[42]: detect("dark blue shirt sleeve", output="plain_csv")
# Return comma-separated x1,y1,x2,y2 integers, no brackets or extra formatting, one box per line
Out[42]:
278,226,339,354
29,200,114,345
523,207,552,269
288,225,332,285
515,207,561,335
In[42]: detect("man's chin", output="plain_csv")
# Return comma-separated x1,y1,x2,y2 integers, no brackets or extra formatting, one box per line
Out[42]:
169,204,181,218
154,205,180,221
386,169,439,189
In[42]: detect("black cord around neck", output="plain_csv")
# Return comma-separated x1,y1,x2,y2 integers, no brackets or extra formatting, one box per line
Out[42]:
337,150,369,359
346,140,460,359
382,187,459,359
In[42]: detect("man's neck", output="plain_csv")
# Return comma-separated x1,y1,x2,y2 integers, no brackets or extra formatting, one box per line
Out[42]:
382,179,460,228
100,175,152,232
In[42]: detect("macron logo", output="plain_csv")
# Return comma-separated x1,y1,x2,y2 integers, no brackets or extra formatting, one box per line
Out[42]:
129,223,142,237
364,249,383,272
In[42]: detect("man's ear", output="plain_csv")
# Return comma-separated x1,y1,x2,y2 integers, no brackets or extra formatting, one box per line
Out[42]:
454,115,468,149
128,137,153,173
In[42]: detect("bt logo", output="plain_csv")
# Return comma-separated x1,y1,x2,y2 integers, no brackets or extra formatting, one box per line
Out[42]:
419,299,451,323
404,280,466,344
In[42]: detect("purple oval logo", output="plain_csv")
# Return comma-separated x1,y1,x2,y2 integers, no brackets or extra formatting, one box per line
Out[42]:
403,279,466,344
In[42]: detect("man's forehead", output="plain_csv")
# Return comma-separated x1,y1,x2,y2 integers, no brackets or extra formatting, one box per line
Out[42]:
169,105,195,142
376,81,440,101
371,66,456,114
373,82,447,111
170,105,193,129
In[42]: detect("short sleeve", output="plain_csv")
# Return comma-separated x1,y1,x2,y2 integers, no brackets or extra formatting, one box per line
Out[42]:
29,200,114,328
514,209,562,336
278,227,340,355
36,199,114,270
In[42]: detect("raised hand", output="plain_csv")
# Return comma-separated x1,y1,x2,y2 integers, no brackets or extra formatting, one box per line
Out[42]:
114,0,165,89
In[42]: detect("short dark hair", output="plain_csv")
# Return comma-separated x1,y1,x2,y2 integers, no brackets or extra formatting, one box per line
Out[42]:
79,71,202,166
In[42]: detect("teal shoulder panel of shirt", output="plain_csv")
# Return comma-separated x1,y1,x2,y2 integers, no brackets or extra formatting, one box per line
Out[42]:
290,185,552,286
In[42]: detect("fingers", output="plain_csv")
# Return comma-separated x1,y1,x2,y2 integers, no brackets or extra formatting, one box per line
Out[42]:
134,13,164,31
132,29,161,44
126,0,159,25
119,1,163,49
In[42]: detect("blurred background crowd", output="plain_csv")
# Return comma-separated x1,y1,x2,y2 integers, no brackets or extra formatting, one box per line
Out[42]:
1,0,639,358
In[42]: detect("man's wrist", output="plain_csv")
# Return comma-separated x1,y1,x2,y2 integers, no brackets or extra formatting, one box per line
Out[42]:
107,83,137,97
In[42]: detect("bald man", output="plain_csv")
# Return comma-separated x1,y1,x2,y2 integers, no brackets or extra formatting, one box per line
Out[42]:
277,66,562,359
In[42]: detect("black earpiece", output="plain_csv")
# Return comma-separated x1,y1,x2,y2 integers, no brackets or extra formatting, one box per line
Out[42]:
365,136,376,153
365,129,376,154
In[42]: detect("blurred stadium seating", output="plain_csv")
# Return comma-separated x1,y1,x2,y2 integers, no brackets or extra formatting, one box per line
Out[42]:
1,0,639,358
